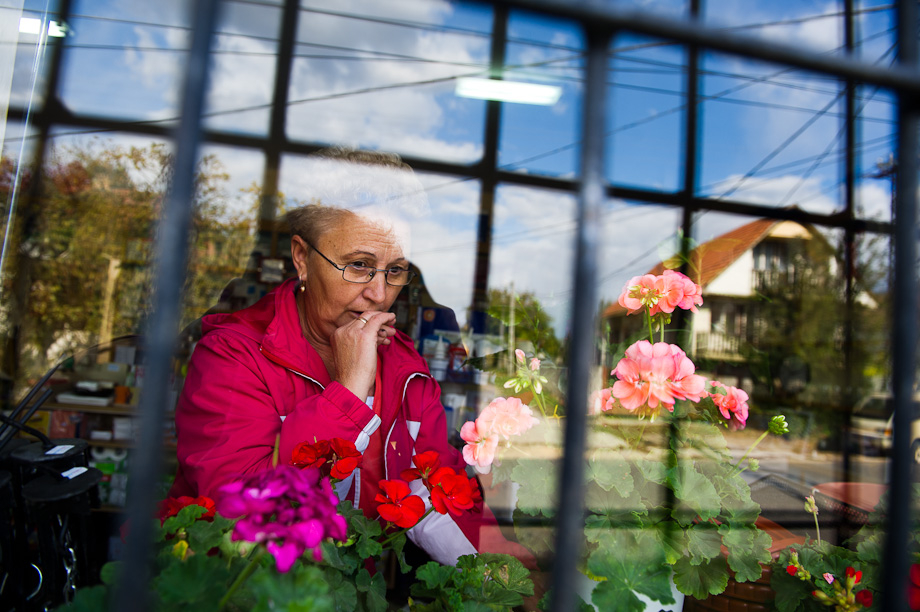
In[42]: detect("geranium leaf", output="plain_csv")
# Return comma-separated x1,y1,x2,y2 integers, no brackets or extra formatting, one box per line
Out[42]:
323,567,358,612
635,457,668,485
672,462,721,523
153,552,231,608
160,504,207,537
356,569,387,612
512,460,556,517
720,525,771,583
770,564,810,612
672,556,729,600
99,561,121,586
687,523,723,564
638,522,687,565
56,585,108,611
249,564,333,612
415,562,457,590
186,514,234,553
590,577,649,612
320,541,360,574
586,458,634,498
514,515,555,558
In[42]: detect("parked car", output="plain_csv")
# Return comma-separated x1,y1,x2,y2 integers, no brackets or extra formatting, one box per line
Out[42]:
849,393,920,463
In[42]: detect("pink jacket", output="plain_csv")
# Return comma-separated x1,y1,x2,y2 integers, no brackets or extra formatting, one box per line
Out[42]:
170,279,529,566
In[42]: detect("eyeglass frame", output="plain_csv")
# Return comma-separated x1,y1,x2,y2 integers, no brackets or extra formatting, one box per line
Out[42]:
305,240,417,287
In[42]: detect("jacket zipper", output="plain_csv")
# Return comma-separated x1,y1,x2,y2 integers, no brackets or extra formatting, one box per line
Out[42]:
259,346,325,389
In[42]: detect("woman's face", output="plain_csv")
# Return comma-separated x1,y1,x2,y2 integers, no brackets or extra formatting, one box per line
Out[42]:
295,217,407,342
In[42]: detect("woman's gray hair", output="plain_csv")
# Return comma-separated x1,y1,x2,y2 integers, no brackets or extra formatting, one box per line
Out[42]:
284,147,428,248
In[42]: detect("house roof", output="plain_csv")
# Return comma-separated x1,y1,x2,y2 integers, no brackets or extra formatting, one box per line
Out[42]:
603,217,779,318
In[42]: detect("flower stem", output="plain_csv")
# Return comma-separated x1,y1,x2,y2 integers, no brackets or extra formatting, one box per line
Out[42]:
646,310,654,343
378,507,436,548
731,430,769,475
813,510,822,545
218,548,264,610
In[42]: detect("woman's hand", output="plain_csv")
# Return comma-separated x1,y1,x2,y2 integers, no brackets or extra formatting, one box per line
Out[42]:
331,311,397,399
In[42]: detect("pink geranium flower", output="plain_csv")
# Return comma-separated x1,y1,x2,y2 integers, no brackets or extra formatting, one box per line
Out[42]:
530,357,541,371
589,387,615,415
618,274,661,315
611,341,707,415
710,381,749,430
460,421,499,468
477,396,539,440
618,270,703,317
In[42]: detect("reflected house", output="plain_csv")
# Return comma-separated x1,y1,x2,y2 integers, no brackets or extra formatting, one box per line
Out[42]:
603,217,880,401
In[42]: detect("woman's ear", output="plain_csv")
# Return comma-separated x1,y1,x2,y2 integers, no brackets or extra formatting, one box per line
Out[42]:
291,235,310,280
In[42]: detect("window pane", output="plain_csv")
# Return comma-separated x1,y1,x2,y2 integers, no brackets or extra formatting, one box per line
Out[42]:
287,0,493,163
201,1,283,136
498,11,582,177
699,54,844,214
703,1,844,55
608,34,685,192
57,0,188,122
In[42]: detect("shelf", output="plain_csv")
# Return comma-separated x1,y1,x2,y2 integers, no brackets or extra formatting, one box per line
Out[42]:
85,438,177,450
40,401,175,418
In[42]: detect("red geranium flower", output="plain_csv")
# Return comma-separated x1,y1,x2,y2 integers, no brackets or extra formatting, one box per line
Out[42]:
375,480,426,529
291,438,362,481
846,566,862,585
429,467,476,517
786,564,798,577
291,439,331,470
855,589,873,607
329,438,362,480
157,496,216,524
909,563,920,610
400,450,441,487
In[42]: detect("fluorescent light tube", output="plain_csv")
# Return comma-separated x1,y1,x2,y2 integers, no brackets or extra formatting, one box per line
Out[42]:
455,77,562,106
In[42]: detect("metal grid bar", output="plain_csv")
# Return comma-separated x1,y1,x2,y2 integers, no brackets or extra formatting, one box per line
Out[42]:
3,0,916,610
109,0,222,610
549,25,609,612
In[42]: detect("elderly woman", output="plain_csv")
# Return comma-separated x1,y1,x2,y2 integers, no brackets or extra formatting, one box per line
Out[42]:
169,152,531,568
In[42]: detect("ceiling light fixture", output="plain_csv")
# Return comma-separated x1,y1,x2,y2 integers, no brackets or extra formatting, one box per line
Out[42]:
455,77,562,106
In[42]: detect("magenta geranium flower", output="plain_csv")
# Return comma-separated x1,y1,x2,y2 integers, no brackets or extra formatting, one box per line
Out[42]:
217,464,347,572
611,340,707,415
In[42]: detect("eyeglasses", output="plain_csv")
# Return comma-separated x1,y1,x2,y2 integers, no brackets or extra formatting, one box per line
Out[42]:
306,241,416,287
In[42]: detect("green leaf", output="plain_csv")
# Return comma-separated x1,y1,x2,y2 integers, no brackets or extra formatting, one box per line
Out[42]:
634,458,668,485
770,562,811,612
672,462,722,523
672,556,729,600
586,458,634,498
388,531,413,574
99,561,122,586
416,562,457,590
56,585,108,611
153,552,231,609
720,525,772,583
591,578,647,612
186,514,235,553
514,516,555,560
512,460,557,517
637,521,687,566
687,523,723,564
320,540,361,574
323,567,358,612
249,564,334,612
352,515,383,559
587,547,675,605
356,569,387,612
159,504,207,538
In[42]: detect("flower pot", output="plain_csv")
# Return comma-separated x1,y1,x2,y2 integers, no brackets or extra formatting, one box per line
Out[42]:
683,517,805,612
683,565,774,612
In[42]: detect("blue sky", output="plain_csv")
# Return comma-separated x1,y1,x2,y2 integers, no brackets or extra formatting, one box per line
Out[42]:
2,0,899,334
